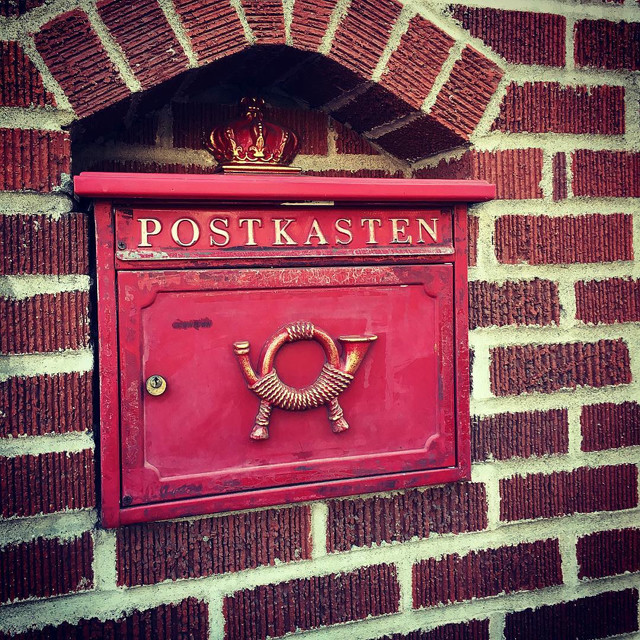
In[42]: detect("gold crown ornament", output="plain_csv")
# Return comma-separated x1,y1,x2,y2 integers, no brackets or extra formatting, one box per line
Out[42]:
207,97,301,174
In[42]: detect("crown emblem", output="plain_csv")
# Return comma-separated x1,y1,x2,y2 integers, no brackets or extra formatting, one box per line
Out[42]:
207,97,301,174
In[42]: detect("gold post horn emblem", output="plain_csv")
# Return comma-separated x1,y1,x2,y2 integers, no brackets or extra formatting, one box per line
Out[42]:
233,321,377,440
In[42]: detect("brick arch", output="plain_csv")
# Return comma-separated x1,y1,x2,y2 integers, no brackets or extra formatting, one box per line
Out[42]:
27,0,504,163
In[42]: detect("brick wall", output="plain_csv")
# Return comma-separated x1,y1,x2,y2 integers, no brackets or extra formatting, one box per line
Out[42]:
1,1,638,639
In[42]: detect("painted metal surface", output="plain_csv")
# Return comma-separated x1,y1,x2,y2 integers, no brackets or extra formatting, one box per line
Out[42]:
82,173,491,527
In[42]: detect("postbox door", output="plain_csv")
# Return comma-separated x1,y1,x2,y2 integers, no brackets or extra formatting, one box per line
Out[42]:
117,264,458,507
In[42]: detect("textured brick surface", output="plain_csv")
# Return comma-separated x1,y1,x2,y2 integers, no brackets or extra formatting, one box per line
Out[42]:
242,0,285,44
0,598,208,639
430,46,503,138
495,214,632,265
0,450,95,518
376,116,466,160
0,129,69,192
415,149,543,200
327,483,487,552
575,20,640,70
576,278,640,324
581,401,640,452
469,279,559,328
34,10,130,117
471,409,569,462
117,506,311,586
414,539,562,608
468,216,478,267
290,0,335,50
573,150,640,197
500,464,638,522
494,82,625,134
0,372,92,438
0,291,90,354
377,620,490,640
173,0,246,63
0,532,93,603
0,41,55,107
0,213,88,275
451,7,565,66
552,152,567,201
381,16,454,108
224,564,399,639
329,0,403,77
578,528,640,579
504,589,638,640
97,0,188,88
0,0,45,16
490,339,630,396
334,120,378,154
332,84,412,133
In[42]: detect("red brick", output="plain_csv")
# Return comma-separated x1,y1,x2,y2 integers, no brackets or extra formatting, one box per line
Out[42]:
576,278,640,324
493,83,625,134
415,149,544,200
0,372,92,438
0,532,93,603
0,291,90,354
329,0,403,77
0,129,69,192
381,16,455,108
0,0,44,16
504,590,638,640
430,46,503,138
0,450,95,518
327,483,488,552
376,116,466,161
552,152,567,201
451,7,565,67
414,539,562,608
0,213,88,275
225,564,399,639
290,0,335,50
495,214,633,265
0,598,208,640
97,0,188,88
468,216,478,267
334,120,378,155
572,150,640,197
378,620,490,640
490,339,630,396
500,464,638,522
172,0,246,63
331,84,413,133
241,0,285,44
34,10,130,118
581,401,640,452
575,20,640,70
578,528,640,579
117,506,311,586
472,409,568,462
0,42,55,107
469,279,559,329
115,113,158,146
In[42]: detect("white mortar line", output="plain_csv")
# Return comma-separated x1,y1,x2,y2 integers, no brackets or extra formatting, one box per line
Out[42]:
472,132,629,152
422,41,465,113
0,107,74,131
472,74,509,139
559,533,580,588
156,0,198,68
283,0,294,45
396,556,414,613
488,612,506,640
565,16,576,72
566,405,583,458
319,0,352,55
0,193,74,217
0,510,97,547
0,349,94,382
207,591,226,640
469,197,640,217
310,501,329,559
322,82,373,113
0,275,90,300
365,112,423,140
627,75,640,150
470,465,501,530
79,0,141,93
540,149,555,200
228,0,255,44
372,6,414,82
92,529,118,591
0,432,94,457
471,343,492,401
0,0,88,37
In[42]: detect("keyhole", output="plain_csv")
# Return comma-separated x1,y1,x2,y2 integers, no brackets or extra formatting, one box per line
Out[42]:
150,376,162,388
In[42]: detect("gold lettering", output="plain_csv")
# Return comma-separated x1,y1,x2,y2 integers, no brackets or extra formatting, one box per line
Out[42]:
239,218,262,246
417,218,438,243
335,218,353,245
390,218,412,244
273,218,297,245
209,218,230,247
171,218,200,247
303,218,329,245
360,218,382,245
138,218,162,248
